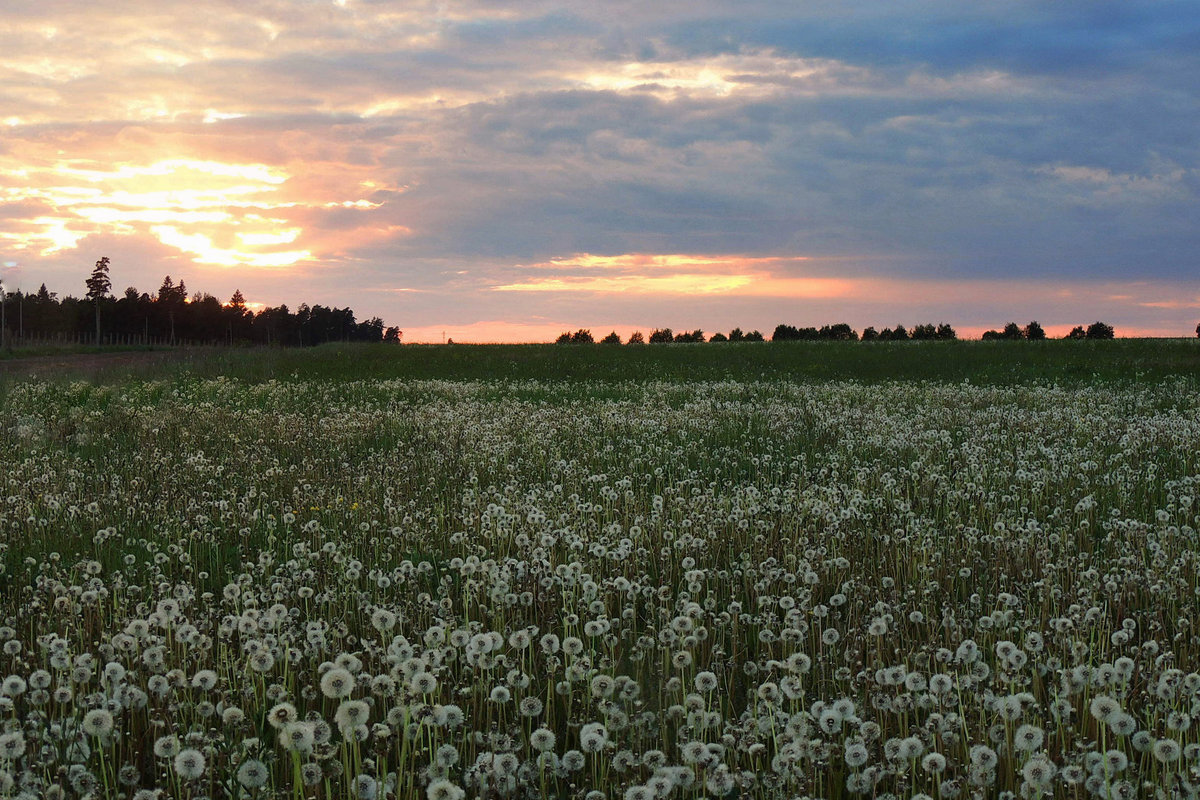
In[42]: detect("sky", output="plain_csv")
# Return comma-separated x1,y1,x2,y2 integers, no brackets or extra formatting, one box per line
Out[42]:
1,0,1197,341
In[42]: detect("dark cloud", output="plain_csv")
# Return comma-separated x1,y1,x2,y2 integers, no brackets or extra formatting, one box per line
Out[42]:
653,1,1200,75
0,0,1195,337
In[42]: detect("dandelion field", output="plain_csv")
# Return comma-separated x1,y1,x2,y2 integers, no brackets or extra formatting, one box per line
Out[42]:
2,343,1200,799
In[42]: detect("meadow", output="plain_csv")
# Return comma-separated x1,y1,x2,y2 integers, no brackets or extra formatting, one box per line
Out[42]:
1,341,1199,799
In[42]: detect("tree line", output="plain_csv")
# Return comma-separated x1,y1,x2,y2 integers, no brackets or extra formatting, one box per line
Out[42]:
980,320,1116,340
558,322,957,344
556,327,766,344
0,258,400,347
557,320,1143,344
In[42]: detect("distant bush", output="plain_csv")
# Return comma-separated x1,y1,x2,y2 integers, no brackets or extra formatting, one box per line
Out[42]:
980,321,1048,341
862,323,953,341
911,323,937,340
555,329,595,344
648,328,674,344
982,322,1022,340
771,324,808,341
913,323,955,340
627,331,645,345
984,321,1051,340
600,331,622,344
1064,322,1115,340
718,328,764,341
771,322,859,342
823,323,857,341
709,332,728,342
674,329,705,343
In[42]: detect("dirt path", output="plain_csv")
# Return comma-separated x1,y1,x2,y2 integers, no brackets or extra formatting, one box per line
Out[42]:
0,349,192,378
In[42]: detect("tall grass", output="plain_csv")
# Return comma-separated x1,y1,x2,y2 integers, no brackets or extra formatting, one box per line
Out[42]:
0,352,1198,797
5,338,1195,389
189,339,1198,385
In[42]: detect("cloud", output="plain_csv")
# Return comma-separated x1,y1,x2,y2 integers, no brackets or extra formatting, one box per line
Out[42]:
1035,163,1190,202
0,0,1195,338
490,254,859,298
0,144,389,268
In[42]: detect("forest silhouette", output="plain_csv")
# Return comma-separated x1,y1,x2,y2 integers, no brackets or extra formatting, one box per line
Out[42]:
0,259,399,346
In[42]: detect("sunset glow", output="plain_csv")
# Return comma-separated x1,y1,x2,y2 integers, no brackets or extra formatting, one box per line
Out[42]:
496,254,855,298
495,274,757,295
0,154,379,269
0,2,1194,339
574,52,873,99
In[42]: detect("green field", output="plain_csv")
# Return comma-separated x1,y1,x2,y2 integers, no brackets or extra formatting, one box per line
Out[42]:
1,341,1199,798
151,338,1200,385
5,337,1199,387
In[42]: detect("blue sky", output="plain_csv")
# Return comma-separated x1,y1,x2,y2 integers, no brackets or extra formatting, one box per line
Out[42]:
1,0,1197,339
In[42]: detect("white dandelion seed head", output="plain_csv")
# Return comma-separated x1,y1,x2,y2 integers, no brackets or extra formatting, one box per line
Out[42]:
236,759,269,789
320,667,355,699
172,748,206,780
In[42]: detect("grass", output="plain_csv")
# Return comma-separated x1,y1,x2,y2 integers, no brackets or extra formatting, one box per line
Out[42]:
4,337,1196,388
0,341,161,359
2,344,1199,796
158,337,1200,385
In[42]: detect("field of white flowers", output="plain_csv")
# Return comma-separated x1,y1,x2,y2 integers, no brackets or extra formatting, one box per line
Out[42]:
2,376,1200,799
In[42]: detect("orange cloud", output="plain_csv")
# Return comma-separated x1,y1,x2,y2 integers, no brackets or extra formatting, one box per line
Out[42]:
495,274,756,294
0,152,395,269
1138,300,1200,309
494,253,853,297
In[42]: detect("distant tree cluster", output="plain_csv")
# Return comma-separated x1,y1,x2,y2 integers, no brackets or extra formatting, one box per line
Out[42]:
559,324,959,345
546,319,1147,345
771,323,858,341
979,320,1115,340
543,317,1200,347
555,329,596,344
724,328,766,342
861,323,957,341
768,321,955,342
981,321,1047,340
1069,321,1115,340
0,259,399,346
555,327,766,344
648,328,675,344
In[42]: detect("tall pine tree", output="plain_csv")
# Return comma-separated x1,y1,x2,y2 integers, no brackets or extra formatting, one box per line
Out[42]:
85,256,111,344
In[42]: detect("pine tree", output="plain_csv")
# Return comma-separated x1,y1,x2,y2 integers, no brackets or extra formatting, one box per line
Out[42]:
85,256,112,344
158,275,187,343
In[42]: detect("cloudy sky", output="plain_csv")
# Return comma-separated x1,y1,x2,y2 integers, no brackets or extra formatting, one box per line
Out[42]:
1,0,1197,340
